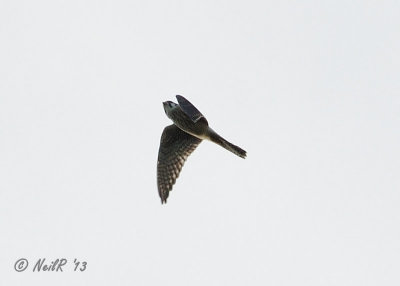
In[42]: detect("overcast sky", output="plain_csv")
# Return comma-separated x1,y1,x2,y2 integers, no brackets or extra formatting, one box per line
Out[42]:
1,1,399,285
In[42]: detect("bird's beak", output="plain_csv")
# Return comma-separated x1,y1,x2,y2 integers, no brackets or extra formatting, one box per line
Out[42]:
162,102,168,113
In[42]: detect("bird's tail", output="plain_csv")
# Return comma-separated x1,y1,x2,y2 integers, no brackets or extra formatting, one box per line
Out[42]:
208,129,247,159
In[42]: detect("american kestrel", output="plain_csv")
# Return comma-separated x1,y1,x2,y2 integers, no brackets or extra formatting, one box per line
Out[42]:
157,95,246,204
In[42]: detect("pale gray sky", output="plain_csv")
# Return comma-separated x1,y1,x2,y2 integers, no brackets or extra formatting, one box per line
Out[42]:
1,1,399,285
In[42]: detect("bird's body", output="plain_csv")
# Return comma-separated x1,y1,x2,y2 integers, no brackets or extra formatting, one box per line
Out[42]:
164,100,210,140
157,95,246,203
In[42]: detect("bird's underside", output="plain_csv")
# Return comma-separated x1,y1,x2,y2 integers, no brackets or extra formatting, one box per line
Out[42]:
157,95,246,204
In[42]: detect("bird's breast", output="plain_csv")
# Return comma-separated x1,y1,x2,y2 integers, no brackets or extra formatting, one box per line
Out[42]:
169,109,209,138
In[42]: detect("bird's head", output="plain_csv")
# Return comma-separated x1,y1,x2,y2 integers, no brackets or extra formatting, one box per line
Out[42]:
163,101,178,116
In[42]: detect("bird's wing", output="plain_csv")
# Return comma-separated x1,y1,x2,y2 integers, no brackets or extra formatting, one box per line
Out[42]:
176,95,206,123
157,124,202,204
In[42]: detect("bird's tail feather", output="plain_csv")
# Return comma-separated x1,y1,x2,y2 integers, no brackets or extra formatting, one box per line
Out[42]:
208,129,246,159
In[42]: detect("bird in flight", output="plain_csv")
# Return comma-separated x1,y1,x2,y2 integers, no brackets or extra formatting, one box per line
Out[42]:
157,95,246,204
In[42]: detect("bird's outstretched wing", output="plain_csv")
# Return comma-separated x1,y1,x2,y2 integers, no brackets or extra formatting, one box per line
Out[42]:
176,95,206,123
157,124,202,204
